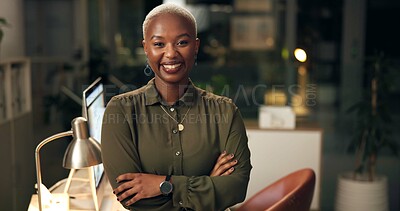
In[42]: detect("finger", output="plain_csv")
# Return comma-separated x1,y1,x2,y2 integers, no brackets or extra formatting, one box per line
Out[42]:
117,185,139,202
116,173,137,183
114,180,133,196
210,154,235,176
213,154,234,171
221,153,234,162
213,153,234,171
114,176,142,196
212,152,227,171
216,151,227,162
221,153,235,164
221,167,235,176
125,192,143,206
210,152,236,176
217,159,237,174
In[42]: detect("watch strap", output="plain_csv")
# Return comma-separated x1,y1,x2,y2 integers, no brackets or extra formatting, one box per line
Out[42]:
165,174,171,182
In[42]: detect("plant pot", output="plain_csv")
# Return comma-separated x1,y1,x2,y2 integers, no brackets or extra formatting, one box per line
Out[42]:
335,172,388,211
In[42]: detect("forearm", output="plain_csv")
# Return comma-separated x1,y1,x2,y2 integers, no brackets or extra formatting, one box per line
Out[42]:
171,164,251,210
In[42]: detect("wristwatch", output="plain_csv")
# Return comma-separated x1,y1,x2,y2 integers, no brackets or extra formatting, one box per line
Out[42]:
160,175,173,195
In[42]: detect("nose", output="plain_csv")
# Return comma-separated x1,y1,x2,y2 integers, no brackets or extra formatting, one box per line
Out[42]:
165,44,178,58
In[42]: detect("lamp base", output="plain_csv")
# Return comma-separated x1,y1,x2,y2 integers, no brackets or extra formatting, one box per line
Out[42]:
64,168,99,211
28,193,69,211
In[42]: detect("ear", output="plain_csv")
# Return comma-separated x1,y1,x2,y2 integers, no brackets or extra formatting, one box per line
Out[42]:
142,40,147,55
195,38,200,55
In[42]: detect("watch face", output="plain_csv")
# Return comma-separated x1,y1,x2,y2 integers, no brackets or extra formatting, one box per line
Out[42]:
160,181,173,195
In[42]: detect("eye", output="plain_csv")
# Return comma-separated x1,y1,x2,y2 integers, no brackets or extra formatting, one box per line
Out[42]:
153,42,164,47
177,40,189,46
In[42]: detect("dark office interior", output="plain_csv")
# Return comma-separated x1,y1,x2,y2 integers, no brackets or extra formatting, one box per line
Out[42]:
0,0,399,210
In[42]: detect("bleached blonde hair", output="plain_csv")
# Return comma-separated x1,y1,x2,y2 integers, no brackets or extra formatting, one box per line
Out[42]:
142,3,197,39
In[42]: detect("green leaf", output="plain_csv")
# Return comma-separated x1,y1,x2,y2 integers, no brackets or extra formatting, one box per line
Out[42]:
0,18,9,27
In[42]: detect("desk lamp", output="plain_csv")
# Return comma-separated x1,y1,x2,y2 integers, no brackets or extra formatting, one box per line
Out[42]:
35,117,102,211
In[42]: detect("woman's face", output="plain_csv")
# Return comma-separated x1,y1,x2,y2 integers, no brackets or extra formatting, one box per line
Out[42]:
143,13,200,85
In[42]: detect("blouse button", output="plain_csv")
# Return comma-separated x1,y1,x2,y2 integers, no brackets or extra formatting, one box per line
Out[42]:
170,107,175,112
179,201,183,205
175,151,181,156
172,129,178,134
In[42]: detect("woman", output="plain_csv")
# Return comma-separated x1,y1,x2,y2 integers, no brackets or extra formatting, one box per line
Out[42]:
101,3,251,211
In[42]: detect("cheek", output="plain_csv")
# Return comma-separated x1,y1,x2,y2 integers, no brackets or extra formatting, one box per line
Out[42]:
147,50,162,63
183,49,196,61
186,54,196,65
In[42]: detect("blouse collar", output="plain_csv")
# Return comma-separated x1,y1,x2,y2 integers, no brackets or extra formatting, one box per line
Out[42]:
144,78,198,107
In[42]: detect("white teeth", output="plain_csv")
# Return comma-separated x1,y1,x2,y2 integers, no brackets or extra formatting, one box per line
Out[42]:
163,63,181,69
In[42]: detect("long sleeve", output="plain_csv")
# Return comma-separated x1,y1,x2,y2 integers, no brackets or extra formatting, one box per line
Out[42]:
101,97,141,189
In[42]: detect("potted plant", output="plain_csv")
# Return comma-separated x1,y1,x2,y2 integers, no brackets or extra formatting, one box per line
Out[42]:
0,17,10,57
0,17,10,42
335,52,399,211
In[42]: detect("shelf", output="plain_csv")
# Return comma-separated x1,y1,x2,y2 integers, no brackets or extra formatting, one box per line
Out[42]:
0,57,31,123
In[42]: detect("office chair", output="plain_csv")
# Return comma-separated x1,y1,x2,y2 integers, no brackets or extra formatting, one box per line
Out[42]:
236,168,316,211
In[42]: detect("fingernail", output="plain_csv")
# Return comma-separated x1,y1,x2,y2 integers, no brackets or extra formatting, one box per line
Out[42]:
222,150,226,154
230,153,234,158
234,159,238,163
230,167,235,171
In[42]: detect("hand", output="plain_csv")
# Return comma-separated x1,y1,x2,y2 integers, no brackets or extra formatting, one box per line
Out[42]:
114,173,165,206
210,151,237,176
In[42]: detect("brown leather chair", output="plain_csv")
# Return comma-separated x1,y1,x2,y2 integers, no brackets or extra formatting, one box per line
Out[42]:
235,168,316,211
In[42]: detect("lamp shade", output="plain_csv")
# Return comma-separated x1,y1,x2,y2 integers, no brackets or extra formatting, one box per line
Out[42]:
63,117,102,169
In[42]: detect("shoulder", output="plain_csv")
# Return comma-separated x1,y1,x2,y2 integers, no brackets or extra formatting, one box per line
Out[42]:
108,85,147,105
194,85,237,111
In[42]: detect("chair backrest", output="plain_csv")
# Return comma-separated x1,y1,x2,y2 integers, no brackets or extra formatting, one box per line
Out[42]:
236,168,316,211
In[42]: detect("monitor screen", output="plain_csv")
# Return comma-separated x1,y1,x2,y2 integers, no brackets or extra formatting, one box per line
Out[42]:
83,77,105,188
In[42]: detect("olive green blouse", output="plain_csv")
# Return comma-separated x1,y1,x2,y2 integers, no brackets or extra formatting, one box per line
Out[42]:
101,78,252,211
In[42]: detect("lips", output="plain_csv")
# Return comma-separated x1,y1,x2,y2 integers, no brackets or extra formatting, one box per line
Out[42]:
161,63,182,74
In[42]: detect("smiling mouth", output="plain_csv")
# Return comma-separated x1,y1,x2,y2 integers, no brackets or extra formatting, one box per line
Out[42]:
162,63,182,70
162,63,182,74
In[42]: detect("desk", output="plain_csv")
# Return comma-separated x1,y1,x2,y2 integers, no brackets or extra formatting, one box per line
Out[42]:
28,169,124,211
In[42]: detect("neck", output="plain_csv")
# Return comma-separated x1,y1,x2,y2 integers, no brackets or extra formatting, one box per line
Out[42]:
155,78,189,105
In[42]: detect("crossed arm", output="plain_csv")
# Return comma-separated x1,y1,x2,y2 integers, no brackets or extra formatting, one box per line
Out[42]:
113,151,238,206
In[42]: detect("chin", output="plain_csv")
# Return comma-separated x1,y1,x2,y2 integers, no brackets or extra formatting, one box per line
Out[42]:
157,74,189,85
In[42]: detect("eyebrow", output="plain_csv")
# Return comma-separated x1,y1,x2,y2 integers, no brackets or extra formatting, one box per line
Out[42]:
150,33,192,40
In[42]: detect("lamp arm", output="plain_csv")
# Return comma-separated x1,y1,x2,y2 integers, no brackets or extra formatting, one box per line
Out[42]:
35,130,73,211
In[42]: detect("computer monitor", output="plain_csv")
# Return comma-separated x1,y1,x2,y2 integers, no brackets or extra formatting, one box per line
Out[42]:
82,77,105,189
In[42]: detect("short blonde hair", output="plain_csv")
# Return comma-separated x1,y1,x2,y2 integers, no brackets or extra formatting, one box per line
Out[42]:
142,3,197,39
